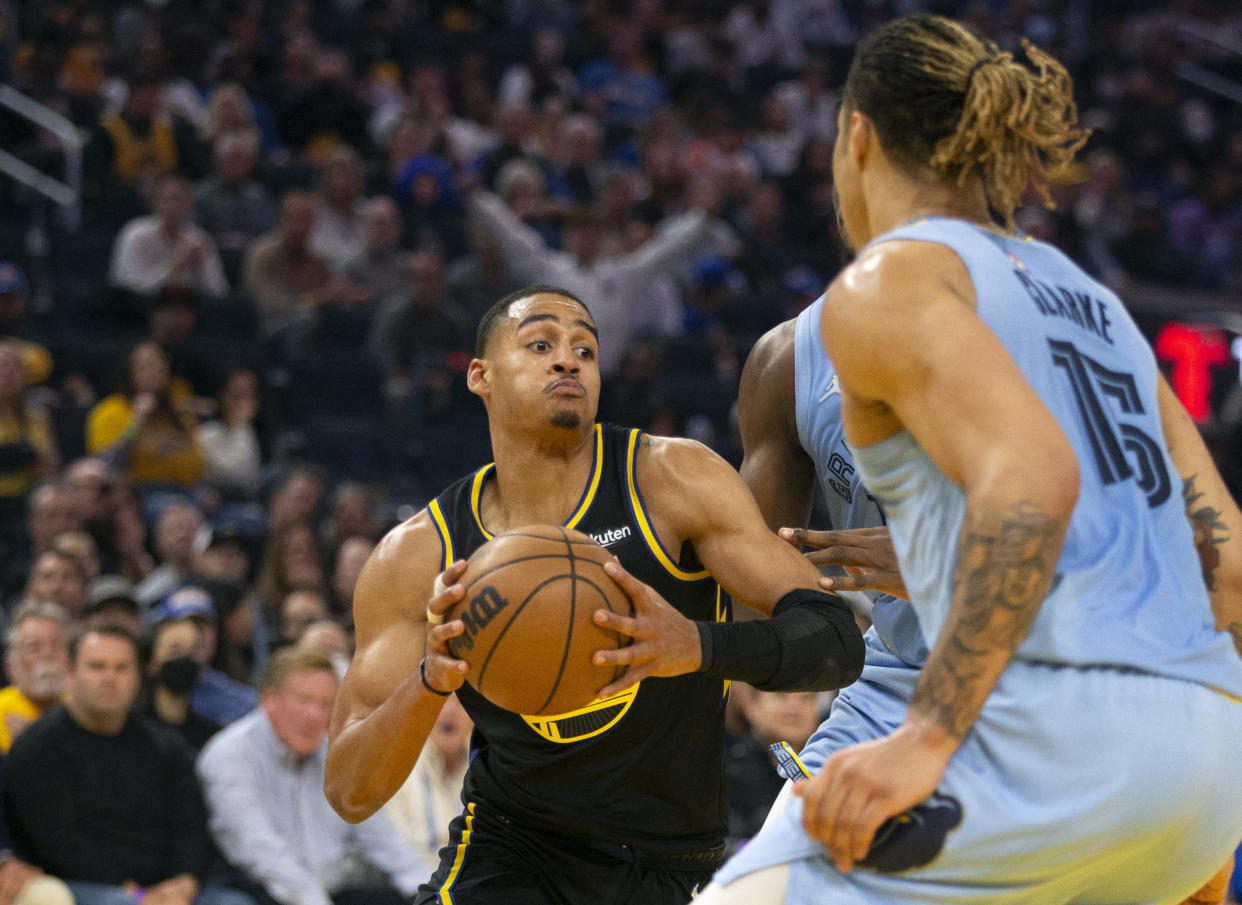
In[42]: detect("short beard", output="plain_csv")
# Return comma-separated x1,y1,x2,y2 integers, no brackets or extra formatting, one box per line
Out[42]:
550,411,582,429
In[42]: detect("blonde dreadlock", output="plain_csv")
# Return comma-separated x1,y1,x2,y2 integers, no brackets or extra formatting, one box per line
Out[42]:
843,15,1091,230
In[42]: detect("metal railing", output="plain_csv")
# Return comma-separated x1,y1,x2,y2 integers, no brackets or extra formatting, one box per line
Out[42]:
0,84,83,230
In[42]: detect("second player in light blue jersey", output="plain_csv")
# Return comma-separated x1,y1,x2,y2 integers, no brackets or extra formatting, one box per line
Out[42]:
702,12,1242,905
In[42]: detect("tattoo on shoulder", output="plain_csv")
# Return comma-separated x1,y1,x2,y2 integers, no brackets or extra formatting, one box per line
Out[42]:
1183,475,1228,592
911,501,1062,741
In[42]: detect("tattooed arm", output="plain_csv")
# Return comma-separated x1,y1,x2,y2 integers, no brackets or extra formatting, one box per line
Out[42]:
794,240,1079,872
1157,375,1242,656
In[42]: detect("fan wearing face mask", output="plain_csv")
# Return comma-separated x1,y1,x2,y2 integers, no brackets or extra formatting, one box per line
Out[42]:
142,615,222,754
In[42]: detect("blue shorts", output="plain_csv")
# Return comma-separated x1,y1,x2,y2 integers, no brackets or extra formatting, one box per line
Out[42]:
716,632,1242,904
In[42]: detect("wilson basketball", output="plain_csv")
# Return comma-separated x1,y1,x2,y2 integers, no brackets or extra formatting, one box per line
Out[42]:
446,524,633,715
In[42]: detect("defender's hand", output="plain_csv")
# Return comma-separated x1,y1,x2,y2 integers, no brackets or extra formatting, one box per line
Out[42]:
424,560,469,694
591,560,702,698
780,526,909,601
795,722,954,874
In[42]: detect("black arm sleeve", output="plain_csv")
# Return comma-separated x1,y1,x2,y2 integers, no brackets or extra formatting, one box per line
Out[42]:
695,588,865,692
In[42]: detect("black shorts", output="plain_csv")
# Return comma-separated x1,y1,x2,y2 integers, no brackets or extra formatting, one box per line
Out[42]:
414,801,723,905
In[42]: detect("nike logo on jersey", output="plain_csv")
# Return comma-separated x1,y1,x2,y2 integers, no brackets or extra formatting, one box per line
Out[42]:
818,374,840,402
590,526,632,547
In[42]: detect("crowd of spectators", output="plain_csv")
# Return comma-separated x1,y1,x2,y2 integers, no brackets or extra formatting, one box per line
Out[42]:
0,0,1240,902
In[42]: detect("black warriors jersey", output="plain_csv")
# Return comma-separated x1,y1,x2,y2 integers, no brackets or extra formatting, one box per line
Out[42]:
426,423,729,852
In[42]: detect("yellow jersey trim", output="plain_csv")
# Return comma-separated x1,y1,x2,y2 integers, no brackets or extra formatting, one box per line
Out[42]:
469,425,605,539
427,499,454,572
565,424,605,530
468,466,495,539
716,586,731,700
625,429,709,581
437,801,475,904
521,684,639,743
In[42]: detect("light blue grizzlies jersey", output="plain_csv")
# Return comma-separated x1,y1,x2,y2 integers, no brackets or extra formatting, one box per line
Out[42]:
795,294,928,666
850,216,1242,699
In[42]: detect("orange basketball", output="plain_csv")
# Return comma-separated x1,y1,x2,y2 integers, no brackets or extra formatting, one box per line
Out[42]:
446,525,633,715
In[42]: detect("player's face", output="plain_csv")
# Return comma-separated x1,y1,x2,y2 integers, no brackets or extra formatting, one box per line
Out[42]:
831,107,866,255
475,294,601,431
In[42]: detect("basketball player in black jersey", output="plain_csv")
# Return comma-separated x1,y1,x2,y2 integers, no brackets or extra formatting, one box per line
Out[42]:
325,286,865,905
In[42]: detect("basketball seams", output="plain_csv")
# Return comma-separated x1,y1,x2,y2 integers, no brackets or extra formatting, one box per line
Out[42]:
451,525,631,715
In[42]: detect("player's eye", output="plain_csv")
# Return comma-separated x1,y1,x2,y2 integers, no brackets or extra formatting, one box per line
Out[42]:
575,346,595,360
529,340,550,352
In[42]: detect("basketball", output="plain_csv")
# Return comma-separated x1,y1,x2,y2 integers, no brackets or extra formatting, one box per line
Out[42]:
445,524,633,715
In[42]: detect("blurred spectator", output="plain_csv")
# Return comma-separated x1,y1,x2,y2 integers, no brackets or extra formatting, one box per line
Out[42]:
732,179,806,302
141,615,222,753
266,465,325,535
722,0,806,91
0,341,59,526
578,23,666,133
147,286,218,403
197,369,263,501
546,113,603,208
725,686,822,855
85,70,197,221
327,536,374,622
4,625,254,905
24,550,87,621
479,103,539,193
81,574,142,637
597,339,678,437
497,27,578,108
382,693,472,868
86,341,205,490
135,501,205,607
444,226,521,326
146,585,258,727
0,601,69,755
321,484,378,553
750,90,805,179
0,265,54,387
339,198,410,314
277,588,330,649
294,619,351,680
467,178,728,375
24,480,83,565
370,249,469,450
197,647,429,905
64,459,153,585
52,530,101,584
242,192,338,355
254,522,327,628
108,175,229,299
194,131,278,267
389,151,468,260
310,146,367,271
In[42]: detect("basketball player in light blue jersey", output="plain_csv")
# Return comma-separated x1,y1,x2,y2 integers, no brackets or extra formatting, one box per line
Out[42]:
698,13,1242,905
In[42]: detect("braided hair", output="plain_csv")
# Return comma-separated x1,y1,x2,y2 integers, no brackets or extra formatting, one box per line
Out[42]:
843,14,1090,229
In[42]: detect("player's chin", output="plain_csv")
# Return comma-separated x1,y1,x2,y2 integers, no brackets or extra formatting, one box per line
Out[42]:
549,409,584,429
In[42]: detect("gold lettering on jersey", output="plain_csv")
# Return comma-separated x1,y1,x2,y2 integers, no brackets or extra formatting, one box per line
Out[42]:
449,586,507,655
521,684,640,743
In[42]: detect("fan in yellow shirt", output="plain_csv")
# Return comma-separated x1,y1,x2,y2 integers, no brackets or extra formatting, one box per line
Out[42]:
0,600,69,753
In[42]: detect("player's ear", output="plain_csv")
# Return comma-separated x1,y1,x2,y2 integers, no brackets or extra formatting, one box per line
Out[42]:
466,358,489,398
848,110,872,169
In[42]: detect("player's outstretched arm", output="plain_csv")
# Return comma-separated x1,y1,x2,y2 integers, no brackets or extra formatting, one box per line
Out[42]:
1158,374,1242,655
799,240,1079,873
324,514,468,823
592,434,864,697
